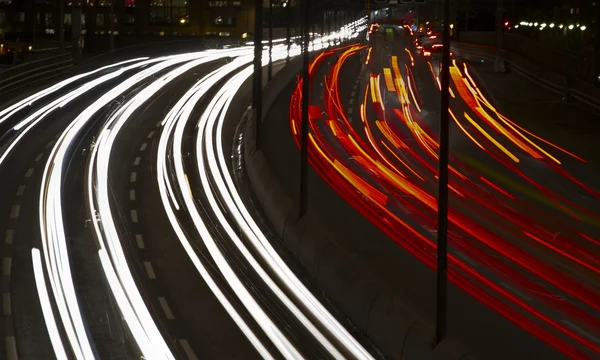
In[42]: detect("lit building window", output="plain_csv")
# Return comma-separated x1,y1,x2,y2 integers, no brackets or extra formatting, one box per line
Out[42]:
150,0,189,24
96,13,104,26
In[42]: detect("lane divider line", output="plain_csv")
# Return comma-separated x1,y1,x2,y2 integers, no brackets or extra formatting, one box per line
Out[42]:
4,230,13,246
130,210,139,223
178,339,199,360
143,262,156,280
135,234,145,249
9,206,19,220
15,186,25,197
157,297,175,320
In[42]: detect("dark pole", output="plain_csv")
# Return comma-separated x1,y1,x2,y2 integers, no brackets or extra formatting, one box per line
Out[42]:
434,0,451,347
253,0,264,148
286,2,291,62
268,0,273,80
299,0,310,218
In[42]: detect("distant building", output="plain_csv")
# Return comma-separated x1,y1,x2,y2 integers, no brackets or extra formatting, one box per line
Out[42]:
0,0,262,42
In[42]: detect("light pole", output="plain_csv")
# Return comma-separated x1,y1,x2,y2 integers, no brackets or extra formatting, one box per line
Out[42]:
435,0,451,347
253,0,264,148
299,0,310,218
268,0,273,80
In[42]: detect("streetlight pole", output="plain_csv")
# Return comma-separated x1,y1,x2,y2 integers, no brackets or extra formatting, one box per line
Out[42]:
299,0,310,218
434,0,451,347
286,2,291,62
253,0,264,148
268,0,273,80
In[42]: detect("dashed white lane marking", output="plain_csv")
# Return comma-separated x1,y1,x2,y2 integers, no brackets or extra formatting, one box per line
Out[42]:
349,98,354,105
9,206,20,219
501,282,532,302
4,230,14,245
156,120,162,127
158,297,175,319
350,91,355,97
129,190,136,201
24,168,34,178
133,157,141,166
45,141,54,149
15,185,25,197
3,293,11,316
2,257,12,276
347,108,353,114
454,252,479,268
130,172,137,183
146,131,155,139
144,262,156,279
139,143,148,152
34,153,44,162
130,210,139,223
5,336,17,360
562,320,600,344
178,339,199,360
135,234,145,249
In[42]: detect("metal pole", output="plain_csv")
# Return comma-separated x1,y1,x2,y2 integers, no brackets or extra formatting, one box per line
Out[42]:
268,0,273,80
299,0,310,218
253,0,263,148
286,2,291,62
434,0,451,347
109,0,115,54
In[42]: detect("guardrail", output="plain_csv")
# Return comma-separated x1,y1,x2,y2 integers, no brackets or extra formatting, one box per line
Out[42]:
452,43,600,112
0,52,73,97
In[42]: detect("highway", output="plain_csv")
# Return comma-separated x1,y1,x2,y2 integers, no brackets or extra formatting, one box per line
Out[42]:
0,18,381,360
276,25,600,359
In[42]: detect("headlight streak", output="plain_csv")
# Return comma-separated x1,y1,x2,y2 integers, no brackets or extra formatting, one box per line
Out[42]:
0,19,372,360
155,58,277,360
0,58,163,167
88,53,226,360
210,73,377,360
36,52,217,360
0,57,148,123
199,66,358,358
32,248,69,360
159,33,373,360
171,64,304,360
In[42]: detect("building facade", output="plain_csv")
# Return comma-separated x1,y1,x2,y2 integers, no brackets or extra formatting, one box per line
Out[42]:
0,0,262,43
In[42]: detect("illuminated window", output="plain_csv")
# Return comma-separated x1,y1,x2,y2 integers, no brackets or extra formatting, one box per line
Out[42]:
96,13,104,26
45,13,52,27
150,0,189,24
208,1,241,7
213,16,235,26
